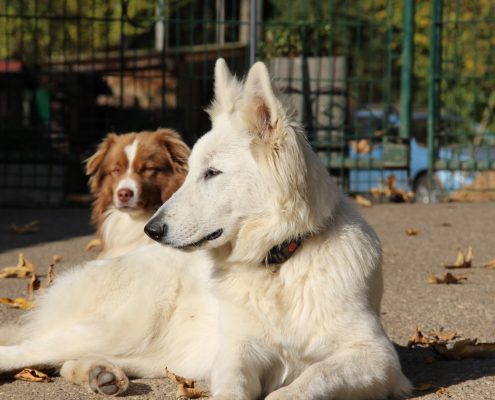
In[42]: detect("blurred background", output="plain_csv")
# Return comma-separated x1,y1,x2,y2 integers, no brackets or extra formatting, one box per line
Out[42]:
1,0,495,206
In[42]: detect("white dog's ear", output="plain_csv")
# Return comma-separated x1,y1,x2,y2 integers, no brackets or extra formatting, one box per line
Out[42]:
242,61,280,141
208,58,241,117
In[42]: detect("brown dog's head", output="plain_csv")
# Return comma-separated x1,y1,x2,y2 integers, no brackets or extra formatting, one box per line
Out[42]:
86,129,190,229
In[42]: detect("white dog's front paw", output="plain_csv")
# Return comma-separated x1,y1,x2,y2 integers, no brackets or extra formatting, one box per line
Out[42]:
265,386,305,400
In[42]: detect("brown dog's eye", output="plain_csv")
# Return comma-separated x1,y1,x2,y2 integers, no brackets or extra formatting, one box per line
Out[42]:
143,164,172,175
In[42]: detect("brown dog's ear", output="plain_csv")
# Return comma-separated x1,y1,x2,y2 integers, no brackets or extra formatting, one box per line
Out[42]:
154,129,190,203
156,129,190,174
85,133,117,194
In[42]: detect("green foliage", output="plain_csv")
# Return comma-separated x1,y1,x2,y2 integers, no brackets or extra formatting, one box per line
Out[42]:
413,0,495,136
0,0,155,62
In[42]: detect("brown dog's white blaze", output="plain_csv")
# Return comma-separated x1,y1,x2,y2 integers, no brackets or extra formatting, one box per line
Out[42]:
85,129,190,235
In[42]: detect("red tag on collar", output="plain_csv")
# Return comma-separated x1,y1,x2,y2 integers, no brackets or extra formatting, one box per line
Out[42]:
287,242,298,253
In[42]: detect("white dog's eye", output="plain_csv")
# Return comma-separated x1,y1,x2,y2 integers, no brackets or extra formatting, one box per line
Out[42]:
204,167,222,180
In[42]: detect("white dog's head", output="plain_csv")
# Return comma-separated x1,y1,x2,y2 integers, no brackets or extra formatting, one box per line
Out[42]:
145,59,339,264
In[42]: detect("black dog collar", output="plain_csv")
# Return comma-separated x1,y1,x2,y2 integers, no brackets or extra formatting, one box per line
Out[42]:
264,236,304,267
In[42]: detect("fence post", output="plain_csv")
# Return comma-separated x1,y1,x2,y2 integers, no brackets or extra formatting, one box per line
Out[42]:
400,0,414,141
427,0,442,199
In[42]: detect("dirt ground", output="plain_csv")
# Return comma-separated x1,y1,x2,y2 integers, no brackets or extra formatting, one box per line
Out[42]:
0,202,494,399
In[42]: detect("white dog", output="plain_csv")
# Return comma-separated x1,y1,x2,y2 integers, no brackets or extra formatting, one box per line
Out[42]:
0,59,411,399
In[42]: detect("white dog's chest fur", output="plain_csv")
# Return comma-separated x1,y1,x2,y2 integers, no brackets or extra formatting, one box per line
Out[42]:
210,216,384,388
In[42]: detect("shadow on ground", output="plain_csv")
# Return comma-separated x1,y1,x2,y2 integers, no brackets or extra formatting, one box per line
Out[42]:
396,344,495,397
123,382,153,396
0,207,94,253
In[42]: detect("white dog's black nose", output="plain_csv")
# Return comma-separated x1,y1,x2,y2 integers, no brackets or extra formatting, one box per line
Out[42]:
144,221,167,241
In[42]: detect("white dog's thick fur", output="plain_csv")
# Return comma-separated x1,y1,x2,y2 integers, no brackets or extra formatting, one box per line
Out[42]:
0,59,411,399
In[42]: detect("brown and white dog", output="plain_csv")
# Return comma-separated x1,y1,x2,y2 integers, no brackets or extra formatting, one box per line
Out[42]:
85,128,190,258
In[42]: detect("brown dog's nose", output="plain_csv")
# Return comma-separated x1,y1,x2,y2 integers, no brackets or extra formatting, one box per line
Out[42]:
117,188,134,203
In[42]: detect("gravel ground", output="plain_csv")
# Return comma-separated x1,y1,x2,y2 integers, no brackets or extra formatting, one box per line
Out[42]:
0,202,494,399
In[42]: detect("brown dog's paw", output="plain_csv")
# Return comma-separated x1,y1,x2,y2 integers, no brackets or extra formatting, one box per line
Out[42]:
88,365,129,396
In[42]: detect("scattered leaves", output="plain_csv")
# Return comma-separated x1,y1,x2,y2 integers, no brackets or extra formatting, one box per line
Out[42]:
8,220,40,234
52,255,62,263
484,259,495,269
428,272,467,284
433,339,495,360
405,228,419,236
14,368,51,382
165,368,209,399
435,387,448,396
85,238,102,252
408,328,495,361
0,297,35,310
444,246,472,269
0,253,35,279
354,195,372,208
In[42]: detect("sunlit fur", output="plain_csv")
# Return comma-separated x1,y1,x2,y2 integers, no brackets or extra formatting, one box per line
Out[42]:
86,129,189,258
0,60,411,399
148,59,411,399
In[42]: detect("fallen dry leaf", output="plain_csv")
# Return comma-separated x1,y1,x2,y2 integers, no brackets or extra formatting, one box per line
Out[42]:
46,264,56,286
14,368,51,382
0,253,35,279
85,238,102,252
484,259,495,269
408,328,433,347
165,368,209,399
52,255,62,263
408,328,458,347
407,329,495,362
27,273,42,299
433,339,495,360
428,272,467,284
0,297,35,310
430,330,457,342
354,195,372,208
405,228,419,236
435,387,448,396
8,220,40,234
444,246,472,269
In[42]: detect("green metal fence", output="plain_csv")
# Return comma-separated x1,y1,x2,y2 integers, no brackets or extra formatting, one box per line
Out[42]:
427,0,495,202
0,0,494,205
